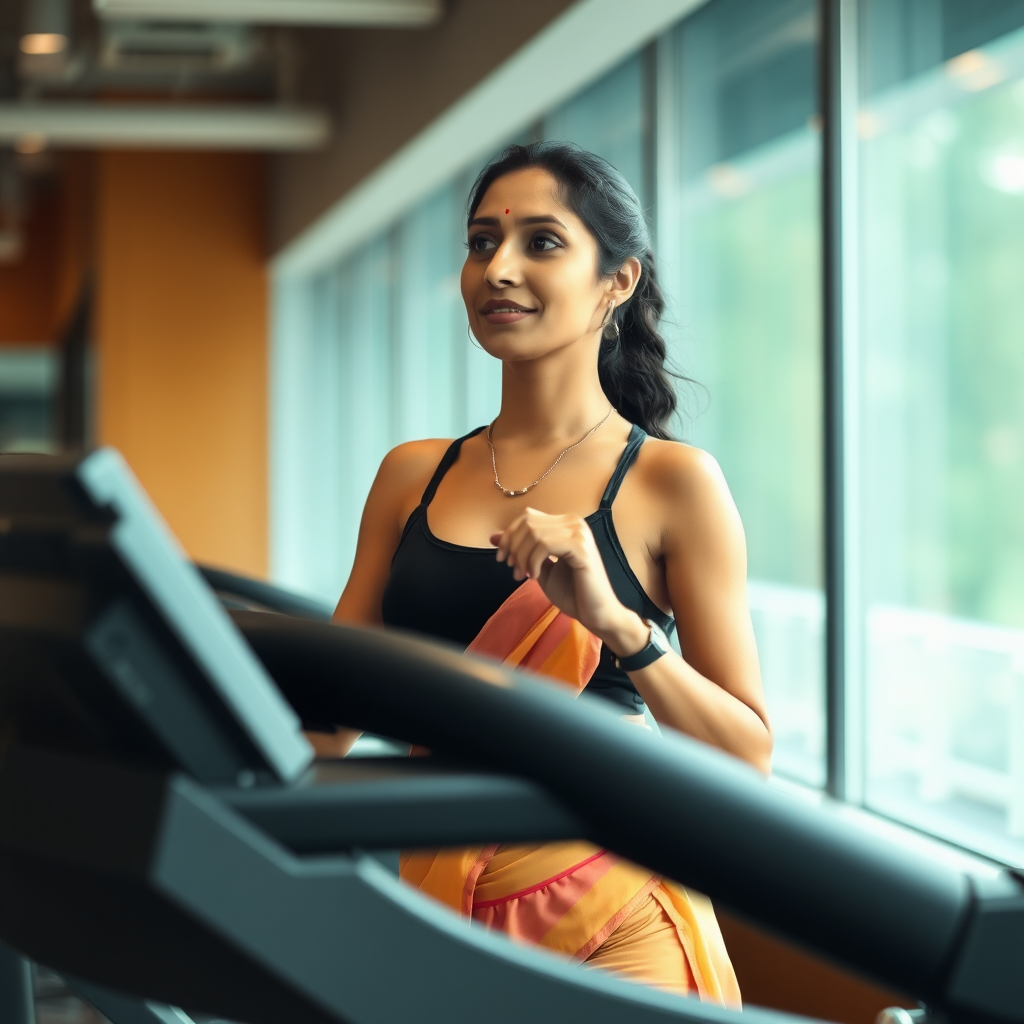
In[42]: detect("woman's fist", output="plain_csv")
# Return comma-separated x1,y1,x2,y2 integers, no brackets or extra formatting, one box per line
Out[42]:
490,508,640,646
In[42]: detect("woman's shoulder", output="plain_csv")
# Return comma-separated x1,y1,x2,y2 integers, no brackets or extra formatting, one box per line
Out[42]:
636,435,729,502
363,438,458,528
614,432,745,565
632,435,741,547
633,436,746,577
377,437,454,492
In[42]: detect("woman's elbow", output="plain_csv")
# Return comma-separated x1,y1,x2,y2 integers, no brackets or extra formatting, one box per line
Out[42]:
747,719,774,778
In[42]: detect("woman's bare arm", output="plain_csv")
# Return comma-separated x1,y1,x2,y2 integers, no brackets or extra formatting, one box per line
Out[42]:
306,439,448,757
602,445,772,772
333,439,448,625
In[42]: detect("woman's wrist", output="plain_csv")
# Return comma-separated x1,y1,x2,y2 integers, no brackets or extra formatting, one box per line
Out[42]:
595,607,651,660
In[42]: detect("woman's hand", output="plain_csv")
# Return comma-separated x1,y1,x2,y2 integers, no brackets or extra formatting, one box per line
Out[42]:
490,509,649,656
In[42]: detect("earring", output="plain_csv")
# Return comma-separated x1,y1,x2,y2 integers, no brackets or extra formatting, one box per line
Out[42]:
602,303,620,340
467,324,484,350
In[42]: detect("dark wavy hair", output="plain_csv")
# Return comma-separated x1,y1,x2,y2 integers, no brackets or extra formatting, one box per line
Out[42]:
467,141,682,440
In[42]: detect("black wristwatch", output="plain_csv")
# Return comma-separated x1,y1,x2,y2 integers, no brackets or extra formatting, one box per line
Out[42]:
613,619,669,672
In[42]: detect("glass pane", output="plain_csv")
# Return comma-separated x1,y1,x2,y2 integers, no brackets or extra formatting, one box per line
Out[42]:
393,182,465,441
333,233,395,587
859,0,1024,864
394,177,506,437
543,54,648,205
667,0,824,784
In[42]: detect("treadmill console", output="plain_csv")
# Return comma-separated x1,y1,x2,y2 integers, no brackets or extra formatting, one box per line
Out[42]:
0,448,312,785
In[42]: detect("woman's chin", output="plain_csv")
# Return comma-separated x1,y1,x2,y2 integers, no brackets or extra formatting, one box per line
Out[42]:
483,345,556,365
477,332,581,364
477,335,542,361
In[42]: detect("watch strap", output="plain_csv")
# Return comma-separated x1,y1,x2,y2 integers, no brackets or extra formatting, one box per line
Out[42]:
613,620,668,672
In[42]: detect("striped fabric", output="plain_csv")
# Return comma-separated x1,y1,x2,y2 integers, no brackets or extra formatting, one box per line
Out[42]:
399,580,740,1005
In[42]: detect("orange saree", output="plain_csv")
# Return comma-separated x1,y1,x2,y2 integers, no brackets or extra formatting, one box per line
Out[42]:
399,581,741,1005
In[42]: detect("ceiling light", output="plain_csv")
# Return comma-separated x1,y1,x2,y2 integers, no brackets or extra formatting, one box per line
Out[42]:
21,0,70,54
92,0,441,26
20,33,67,54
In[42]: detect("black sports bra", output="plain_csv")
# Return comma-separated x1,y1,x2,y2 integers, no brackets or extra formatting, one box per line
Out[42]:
380,423,676,712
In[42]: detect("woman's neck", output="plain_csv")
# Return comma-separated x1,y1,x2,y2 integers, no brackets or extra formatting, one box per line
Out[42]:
493,338,611,445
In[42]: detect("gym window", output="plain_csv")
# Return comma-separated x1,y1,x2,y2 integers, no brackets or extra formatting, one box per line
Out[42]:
271,0,1024,869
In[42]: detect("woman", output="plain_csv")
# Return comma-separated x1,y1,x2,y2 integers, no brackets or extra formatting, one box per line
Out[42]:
327,142,771,1002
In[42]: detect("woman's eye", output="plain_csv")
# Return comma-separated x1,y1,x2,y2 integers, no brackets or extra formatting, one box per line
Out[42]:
529,234,560,252
468,235,496,253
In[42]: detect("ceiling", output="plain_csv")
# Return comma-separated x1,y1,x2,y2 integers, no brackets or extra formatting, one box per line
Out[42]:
0,0,444,262
0,0,443,123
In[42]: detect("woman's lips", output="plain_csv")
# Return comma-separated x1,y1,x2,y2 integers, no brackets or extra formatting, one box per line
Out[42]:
483,309,535,324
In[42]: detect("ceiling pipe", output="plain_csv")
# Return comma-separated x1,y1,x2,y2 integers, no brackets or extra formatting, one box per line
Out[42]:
0,103,330,150
92,0,442,26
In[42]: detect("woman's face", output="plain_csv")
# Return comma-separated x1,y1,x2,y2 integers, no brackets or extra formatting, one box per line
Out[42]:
461,167,637,363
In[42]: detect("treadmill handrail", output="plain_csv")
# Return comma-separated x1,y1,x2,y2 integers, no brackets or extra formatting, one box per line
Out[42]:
218,757,587,852
234,609,973,1006
198,565,333,621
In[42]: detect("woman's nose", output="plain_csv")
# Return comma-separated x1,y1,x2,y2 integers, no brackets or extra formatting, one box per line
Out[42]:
484,239,521,288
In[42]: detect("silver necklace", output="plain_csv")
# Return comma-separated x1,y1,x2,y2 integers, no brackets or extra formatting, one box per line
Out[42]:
486,407,613,498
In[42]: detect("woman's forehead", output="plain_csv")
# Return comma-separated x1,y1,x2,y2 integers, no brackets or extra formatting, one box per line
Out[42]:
476,167,572,218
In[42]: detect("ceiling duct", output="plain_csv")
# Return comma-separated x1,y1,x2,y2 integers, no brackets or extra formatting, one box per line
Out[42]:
0,103,330,150
99,21,258,72
92,0,442,26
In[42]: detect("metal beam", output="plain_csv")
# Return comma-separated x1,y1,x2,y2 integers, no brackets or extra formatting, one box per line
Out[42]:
92,0,442,25
0,103,330,150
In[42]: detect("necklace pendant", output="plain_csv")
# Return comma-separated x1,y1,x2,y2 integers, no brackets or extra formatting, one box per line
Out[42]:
487,405,613,500
496,480,530,498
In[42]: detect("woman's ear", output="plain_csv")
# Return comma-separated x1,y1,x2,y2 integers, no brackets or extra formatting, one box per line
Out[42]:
608,256,643,307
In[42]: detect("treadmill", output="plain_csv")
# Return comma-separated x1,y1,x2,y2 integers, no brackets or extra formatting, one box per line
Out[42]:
0,447,1020,1024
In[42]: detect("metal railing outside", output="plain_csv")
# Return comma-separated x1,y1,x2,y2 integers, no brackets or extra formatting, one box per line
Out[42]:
748,578,1024,861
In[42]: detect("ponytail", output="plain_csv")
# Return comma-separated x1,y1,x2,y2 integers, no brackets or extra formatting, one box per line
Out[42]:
599,252,676,440
468,141,686,440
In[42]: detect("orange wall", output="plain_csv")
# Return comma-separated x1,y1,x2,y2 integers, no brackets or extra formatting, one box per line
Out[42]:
95,150,268,577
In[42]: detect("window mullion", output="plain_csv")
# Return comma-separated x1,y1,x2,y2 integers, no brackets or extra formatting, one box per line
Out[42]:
822,0,864,804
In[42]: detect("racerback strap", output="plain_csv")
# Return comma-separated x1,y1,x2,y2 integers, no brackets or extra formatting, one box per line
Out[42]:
420,426,487,506
599,423,647,510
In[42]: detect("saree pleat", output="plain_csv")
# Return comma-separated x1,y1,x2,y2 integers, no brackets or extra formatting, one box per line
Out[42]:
399,580,740,1006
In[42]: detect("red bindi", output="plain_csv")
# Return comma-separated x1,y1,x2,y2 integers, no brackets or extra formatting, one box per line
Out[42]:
505,209,510,214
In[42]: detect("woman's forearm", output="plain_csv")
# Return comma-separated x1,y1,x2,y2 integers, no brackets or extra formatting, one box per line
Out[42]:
597,612,773,774
632,654,773,773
